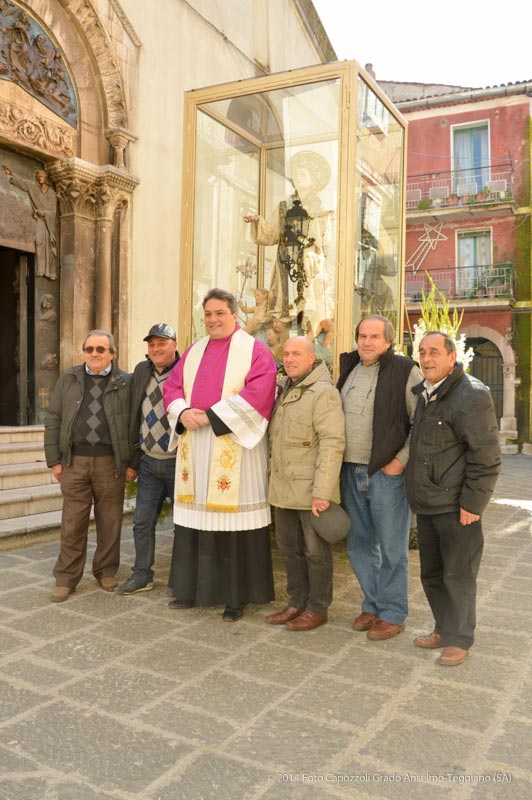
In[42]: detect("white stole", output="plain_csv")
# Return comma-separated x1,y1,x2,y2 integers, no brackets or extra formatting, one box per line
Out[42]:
176,329,254,511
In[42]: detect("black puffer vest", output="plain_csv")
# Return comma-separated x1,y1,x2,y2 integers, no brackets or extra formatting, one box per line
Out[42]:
337,348,416,476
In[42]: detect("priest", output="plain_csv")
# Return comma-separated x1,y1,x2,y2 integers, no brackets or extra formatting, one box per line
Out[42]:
163,288,278,621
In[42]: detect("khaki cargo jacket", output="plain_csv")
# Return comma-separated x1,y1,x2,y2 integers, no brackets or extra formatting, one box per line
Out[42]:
269,360,345,509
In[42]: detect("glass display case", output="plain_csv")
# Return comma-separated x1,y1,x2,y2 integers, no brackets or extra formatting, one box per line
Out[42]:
179,62,407,370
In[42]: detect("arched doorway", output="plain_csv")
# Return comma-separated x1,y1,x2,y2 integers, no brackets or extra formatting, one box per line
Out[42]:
466,336,503,420
0,1,138,426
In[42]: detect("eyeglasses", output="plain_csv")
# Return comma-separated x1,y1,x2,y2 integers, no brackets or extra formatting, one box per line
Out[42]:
83,346,111,354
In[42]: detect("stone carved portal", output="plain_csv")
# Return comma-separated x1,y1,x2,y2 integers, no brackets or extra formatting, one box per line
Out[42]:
0,1,137,424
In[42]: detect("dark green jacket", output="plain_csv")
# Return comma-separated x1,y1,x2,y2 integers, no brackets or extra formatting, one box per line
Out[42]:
405,365,501,516
44,364,132,474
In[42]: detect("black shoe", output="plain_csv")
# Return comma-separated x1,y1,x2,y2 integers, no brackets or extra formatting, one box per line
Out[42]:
223,606,243,622
168,600,194,609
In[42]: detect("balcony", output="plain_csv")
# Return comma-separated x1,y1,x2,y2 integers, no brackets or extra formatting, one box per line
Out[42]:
405,264,514,309
406,163,515,218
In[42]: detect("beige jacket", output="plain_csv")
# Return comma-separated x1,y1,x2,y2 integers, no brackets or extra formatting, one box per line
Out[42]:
269,361,345,509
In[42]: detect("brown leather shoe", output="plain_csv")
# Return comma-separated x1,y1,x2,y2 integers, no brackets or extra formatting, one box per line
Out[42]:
99,577,118,592
414,632,444,649
438,646,469,666
50,586,72,603
265,606,304,625
367,619,405,640
353,611,378,631
285,610,328,631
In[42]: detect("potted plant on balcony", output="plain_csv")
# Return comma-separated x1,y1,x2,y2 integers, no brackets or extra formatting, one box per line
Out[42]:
417,198,430,210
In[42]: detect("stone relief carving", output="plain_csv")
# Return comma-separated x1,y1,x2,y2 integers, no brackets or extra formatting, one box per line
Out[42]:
2,164,58,279
39,352,58,370
0,0,77,125
39,292,57,321
48,160,139,219
66,0,127,128
0,99,74,156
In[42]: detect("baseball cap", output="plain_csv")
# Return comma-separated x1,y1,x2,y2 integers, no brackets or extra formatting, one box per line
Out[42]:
143,323,176,341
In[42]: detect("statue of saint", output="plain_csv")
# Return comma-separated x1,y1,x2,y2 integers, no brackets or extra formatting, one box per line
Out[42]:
3,166,58,279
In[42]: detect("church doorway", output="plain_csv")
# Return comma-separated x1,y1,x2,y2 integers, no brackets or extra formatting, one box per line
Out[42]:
0,247,35,425
466,336,504,421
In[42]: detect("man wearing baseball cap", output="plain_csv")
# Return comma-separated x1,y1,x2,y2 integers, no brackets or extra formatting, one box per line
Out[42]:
115,324,180,594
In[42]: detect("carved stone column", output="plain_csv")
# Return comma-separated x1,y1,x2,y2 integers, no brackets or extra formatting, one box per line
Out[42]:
47,158,139,369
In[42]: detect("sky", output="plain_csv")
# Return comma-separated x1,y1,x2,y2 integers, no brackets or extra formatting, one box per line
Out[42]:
313,0,532,89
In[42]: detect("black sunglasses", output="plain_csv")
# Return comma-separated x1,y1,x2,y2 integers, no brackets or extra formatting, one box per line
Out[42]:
83,346,111,354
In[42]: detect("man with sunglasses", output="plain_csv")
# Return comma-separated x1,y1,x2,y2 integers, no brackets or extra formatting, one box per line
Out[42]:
44,330,132,602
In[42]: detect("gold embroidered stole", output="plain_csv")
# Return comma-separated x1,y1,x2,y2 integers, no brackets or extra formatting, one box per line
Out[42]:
176,330,254,512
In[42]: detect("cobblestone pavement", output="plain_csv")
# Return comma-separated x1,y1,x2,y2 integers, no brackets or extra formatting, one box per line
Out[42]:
0,456,531,800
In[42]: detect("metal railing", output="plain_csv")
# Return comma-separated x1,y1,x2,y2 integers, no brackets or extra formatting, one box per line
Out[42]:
406,162,514,211
404,264,514,302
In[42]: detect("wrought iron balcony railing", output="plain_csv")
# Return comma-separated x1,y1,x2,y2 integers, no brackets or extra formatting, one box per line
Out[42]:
405,264,514,303
406,162,514,212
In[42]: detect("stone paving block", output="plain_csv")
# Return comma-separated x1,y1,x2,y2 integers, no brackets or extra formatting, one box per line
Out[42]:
325,764,452,799
487,719,532,771
470,775,532,798
9,557,57,578
177,668,288,724
175,616,264,650
0,627,36,656
396,681,498,732
0,701,193,795
265,624,358,656
0,777,117,800
478,600,532,626
98,610,179,644
0,585,62,612
283,675,393,730
412,651,521,692
61,663,179,711
34,629,133,672
132,635,228,680
65,591,140,620
3,606,95,641
0,657,74,689
357,719,477,775
0,570,46,591
0,744,39,772
512,679,532,717
10,542,59,560
326,645,416,690
261,780,336,799
228,707,356,773
0,679,45,724
151,752,270,800
138,698,238,746
228,640,325,687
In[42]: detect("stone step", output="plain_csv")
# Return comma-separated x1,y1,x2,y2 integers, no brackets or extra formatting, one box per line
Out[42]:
0,442,46,466
0,462,54,490
0,483,63,520
501,444,519,455
0,503,134,551
0,425,45,444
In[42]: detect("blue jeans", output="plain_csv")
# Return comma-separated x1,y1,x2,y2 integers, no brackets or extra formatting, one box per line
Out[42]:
341,462,410,625
131,454,176,583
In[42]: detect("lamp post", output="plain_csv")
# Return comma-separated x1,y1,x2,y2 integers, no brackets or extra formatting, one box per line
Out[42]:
278,198,315,308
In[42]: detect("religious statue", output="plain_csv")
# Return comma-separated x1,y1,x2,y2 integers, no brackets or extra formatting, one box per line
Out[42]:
3,166,58,279
244,150,334,338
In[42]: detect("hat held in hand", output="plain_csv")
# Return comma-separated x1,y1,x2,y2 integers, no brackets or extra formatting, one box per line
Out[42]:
310,502,351,544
